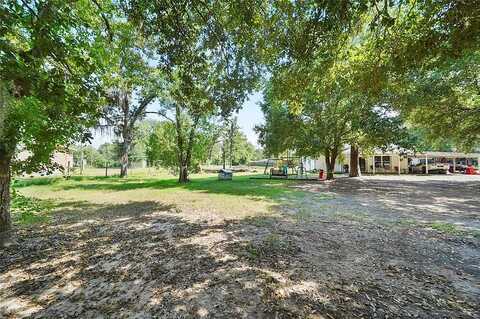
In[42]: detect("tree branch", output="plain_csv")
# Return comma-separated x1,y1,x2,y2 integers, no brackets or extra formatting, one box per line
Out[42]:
149,111,176,124
90,0,114,42
130,94,156,121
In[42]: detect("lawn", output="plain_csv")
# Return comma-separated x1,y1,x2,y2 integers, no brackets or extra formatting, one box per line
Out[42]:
2,173,479,318
12,171,310,222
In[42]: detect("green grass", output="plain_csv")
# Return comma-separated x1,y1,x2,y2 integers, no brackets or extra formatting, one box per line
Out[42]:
14,172,312,221
11,190,54,225
427,222,480,238
15,174,306,200
428,222,461,235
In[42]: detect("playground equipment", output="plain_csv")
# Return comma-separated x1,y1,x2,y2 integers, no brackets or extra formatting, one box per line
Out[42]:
264,156,309,179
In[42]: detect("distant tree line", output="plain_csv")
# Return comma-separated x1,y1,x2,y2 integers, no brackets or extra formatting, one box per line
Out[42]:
73,119,263,172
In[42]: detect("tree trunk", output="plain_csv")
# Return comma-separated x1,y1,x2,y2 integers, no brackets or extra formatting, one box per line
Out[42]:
174,105,199,184
174,104,186,183
80,146,84,175
222,141,226,169
349,144,360,177
120,139,130,177
179,117,199,183
325,150,337,180
326,158,335,180
0,152,12,247
229,121,235,168
178,164,188,183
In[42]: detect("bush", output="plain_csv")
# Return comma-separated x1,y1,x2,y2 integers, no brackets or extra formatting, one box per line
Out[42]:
11,189,51,225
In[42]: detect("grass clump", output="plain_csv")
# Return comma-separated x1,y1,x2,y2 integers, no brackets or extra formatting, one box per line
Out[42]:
244,215,276,227
429,222,461,235
335,211,370,223
397,219,418,227
13,177,62,188
293,208,313,221
427,222,480,238
11,189,52,225
243,233,299,260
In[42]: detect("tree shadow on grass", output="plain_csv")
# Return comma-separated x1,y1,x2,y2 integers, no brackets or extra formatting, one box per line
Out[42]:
1,199,479,318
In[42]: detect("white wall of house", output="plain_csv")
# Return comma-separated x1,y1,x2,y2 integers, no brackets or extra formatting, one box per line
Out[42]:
304,156,346,173
360,154,409,174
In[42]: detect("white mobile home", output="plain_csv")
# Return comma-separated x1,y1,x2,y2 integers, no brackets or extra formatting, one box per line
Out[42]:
305,150,480,174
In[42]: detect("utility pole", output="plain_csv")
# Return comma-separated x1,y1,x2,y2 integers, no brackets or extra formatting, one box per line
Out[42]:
222,140,226,170
228,117,237,168
105,144,109,177
80,144,84,175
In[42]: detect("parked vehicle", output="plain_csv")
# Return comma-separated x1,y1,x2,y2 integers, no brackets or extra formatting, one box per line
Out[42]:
450,162,467,172
449,164,466,173
409,159,449,174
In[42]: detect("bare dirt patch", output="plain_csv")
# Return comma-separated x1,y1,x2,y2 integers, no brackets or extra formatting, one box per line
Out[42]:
1,176,479,318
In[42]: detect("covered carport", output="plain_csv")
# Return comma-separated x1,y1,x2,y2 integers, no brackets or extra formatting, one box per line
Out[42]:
361,150,480,175
415,151,480,174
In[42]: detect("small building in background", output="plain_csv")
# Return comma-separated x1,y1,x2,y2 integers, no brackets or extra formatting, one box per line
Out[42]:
17,150,73,176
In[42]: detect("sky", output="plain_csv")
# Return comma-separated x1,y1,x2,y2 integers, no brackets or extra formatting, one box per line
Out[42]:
92,92,265,148
234,91,264,147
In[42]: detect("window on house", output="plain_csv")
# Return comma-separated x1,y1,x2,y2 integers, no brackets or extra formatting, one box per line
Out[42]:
382,156,391,168
374,156,382,168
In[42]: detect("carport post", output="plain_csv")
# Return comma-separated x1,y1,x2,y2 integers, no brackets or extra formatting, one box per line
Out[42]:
372,156,375,175
453,157,456,172
425,154,429,174
398,156,401,175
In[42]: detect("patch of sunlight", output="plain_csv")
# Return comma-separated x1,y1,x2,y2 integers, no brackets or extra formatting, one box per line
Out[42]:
174,304,188,313
197,307,209,317
36,252,79,269
0,297,42,318
275,280,321,299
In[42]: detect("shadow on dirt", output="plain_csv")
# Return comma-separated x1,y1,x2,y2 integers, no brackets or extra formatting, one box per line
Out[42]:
300,177,480,231
1,198,479,318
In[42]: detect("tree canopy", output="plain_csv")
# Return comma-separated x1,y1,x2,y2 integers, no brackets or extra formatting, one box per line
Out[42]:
124,0,262,182
0,0,111,245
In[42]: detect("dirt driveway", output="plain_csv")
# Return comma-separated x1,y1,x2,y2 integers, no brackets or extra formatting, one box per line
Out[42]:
299,174,480,231
1,175,479,318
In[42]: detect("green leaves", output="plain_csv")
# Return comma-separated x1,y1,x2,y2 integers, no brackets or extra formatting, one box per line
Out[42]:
1,0,109,173
399,51,480,151
259,0,480,158
126,0,261,118
146,120,213,174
